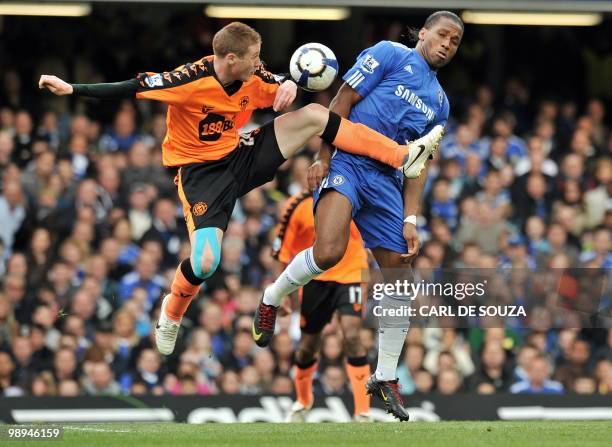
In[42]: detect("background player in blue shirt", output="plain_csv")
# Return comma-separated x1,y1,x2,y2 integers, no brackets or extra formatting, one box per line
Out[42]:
257,11,463,420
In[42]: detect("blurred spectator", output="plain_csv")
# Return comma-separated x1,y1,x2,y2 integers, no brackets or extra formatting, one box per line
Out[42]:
423,329,475,378
583,158,611,229
30,371,57,396
99,110,140,153
554,338,592,390
125,348,164,393
396,343,425,395
199,302,231,358
0,350,22,396
513,344,540,382
221,330,254,372
118,253,165,310
82,361,121,395
141,198,183,269
574,376,597,394
0,180,26,261
11,336,34,388
469,342,513,392
428,178,459,230
219,370,241,394
437,369,463,395
12,111,34,168
510,355,564,394
457,201,510,254
413,368,434,393
317,366,348,395
0,294,18,348
57,379,80,396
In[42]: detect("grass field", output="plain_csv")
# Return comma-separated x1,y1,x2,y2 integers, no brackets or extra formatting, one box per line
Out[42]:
3,421,612,447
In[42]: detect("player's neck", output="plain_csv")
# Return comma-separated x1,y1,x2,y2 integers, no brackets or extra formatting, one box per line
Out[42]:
212,57,236,86
415,43,436,71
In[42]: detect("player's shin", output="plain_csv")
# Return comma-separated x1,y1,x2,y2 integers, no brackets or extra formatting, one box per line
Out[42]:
320,112,408,168
263,247,325,307
374,294,410,381
294,358,318,408
166,259,203,321
375,327,408,380
346,356,371,416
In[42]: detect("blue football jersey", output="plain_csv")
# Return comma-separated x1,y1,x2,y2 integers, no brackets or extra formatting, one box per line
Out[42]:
337,40,450,170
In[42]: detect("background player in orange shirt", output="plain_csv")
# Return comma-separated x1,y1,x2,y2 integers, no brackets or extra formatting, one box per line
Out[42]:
39,22,442,356
272,190,371,422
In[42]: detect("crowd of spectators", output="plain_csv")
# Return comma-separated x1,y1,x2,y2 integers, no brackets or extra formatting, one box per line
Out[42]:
0,17,611,399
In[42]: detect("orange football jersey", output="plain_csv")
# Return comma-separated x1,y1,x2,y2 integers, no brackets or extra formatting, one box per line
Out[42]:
135,56,280,167
272,191,368,284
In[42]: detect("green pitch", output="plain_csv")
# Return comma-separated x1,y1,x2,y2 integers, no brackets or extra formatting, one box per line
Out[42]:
8,421,612,447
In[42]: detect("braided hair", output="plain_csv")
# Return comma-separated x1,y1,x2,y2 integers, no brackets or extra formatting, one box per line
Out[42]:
402,10,464,45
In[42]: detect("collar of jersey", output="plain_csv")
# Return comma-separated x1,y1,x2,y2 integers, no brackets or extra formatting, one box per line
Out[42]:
205,57,244,96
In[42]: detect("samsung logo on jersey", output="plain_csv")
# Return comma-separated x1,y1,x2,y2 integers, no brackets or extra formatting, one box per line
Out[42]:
394,85,435,122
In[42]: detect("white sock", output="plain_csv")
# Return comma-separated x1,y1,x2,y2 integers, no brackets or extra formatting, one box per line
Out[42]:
375,328,408,381
263,247,324,307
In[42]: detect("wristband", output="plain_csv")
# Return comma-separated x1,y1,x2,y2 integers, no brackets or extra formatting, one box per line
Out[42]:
404,215,417,225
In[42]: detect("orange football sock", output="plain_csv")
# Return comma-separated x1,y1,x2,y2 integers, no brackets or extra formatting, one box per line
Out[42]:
346,362,371,416
294,362,318,407
165,266,200,321
332,118,408,168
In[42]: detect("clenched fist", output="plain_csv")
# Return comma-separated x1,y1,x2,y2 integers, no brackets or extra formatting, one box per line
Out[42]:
38,75,73,96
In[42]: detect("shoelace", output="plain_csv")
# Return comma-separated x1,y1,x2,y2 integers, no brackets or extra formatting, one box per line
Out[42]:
388,381,404,404
158,320,179,338
258,304,277,331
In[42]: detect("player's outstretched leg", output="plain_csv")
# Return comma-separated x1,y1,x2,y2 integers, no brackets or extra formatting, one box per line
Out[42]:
273,103,443,176
156,228,222,355
253,192,352,347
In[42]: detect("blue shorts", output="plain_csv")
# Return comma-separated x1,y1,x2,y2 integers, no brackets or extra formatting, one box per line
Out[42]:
313,151,407,254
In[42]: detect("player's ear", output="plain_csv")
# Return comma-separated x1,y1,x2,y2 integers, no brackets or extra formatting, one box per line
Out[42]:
418,27,427,41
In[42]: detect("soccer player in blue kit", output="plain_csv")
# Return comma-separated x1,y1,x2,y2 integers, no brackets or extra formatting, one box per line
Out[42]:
254,11,463,420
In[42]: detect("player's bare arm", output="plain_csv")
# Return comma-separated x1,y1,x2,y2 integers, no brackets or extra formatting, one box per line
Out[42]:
400,164,429,263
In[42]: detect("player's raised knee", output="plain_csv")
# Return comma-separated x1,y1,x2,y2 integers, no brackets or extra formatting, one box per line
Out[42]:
192,250,220,279
299,103,328,127
313,245,344,271
191,228,222,280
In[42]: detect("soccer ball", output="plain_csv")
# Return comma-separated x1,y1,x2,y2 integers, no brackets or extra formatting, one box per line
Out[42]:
289,43,338,92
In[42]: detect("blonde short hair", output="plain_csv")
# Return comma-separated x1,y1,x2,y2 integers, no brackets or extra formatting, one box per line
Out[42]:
212,22,261,57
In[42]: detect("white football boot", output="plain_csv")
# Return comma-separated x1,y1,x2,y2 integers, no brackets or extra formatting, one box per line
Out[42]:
401,124,444,179
155,294,181,355
285,401,313,422
354,413,374,422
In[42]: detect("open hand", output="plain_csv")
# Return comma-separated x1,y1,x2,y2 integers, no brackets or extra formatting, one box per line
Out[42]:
273,80,297,112
307,159,330,190
400,222,421,264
